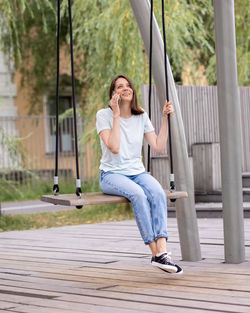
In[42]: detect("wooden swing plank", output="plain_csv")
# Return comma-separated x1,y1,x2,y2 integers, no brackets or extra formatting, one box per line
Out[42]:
41,190,188,207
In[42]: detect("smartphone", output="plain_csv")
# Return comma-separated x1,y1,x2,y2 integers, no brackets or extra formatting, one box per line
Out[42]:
112,91,121,106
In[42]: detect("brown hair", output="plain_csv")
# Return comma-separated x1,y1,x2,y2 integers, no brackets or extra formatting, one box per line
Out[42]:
109,74,144,115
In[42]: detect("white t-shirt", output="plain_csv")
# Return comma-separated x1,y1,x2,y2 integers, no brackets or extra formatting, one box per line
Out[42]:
96,108,154,175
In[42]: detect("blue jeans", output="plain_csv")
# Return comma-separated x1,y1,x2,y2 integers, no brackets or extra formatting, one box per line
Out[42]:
100,171,168,245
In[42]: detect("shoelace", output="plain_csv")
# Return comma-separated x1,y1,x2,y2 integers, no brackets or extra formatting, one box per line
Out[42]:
161,252,174,264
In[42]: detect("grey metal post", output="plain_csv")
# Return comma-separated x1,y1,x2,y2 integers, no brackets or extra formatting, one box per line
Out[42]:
77,112,85,183
129,0,201,261
213,0,245,263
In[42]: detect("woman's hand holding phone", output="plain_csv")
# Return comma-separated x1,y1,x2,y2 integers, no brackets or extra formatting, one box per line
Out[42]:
110,92,120,118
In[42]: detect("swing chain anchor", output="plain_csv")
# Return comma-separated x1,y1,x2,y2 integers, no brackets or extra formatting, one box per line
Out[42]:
169,173,176,203
76,187,82,197
169,173,176,192
76,179,82,197
53,176,59,196
75,179,83,209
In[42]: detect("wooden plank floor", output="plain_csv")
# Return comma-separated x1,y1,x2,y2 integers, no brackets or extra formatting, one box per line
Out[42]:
0,218,249,313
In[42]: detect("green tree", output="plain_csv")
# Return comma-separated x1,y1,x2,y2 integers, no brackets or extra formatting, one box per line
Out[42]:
0,0,248,173
233,0,249,86
0,0,216,108
202,0,249,85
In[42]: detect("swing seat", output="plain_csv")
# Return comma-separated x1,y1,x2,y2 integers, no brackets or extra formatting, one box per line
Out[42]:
41,190,188,208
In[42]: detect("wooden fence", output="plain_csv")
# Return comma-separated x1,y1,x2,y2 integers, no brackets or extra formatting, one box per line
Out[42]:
176,86,250,171
141,85,250,191
0,86,249,191
0,116,94,185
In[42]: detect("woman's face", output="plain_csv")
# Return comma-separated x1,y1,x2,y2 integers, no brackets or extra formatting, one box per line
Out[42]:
114,77,133,103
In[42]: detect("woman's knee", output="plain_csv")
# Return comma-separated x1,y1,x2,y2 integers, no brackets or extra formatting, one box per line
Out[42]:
131,188,147,202
149,185,166,201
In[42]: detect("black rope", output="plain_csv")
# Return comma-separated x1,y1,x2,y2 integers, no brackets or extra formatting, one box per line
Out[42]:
68,0,82,197
53,0,60,195
161,0,175,192
53,0,82,197
147,0,153,173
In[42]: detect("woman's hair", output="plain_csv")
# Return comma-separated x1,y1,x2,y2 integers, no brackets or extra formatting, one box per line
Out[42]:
109,74,144,115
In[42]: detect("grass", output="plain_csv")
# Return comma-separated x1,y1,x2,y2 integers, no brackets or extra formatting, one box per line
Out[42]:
0,178,100,203
0,180,134,232
0,178,134,232
0,203,134,232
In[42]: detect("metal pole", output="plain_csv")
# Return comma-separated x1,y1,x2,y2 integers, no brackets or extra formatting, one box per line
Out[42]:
129,0,201,261
213,0,245,263
78,113,85,183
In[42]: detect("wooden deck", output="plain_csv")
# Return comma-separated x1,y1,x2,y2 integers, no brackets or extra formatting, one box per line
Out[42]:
0,218,249,313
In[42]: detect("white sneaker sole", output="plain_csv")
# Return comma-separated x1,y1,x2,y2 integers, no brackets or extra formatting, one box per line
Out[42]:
160,267,183,275
151,261,177,273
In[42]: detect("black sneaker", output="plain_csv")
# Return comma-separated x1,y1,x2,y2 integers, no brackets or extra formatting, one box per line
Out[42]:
151,252,177,273
161,263,183,275
151,253,183,275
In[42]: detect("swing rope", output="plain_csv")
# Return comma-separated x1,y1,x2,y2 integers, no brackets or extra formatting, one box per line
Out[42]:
161,0,175,192
42,0,188,207
53,0,60,195
147,0,175,192
68,0,82,197
53,0,82,197
147,0,153,173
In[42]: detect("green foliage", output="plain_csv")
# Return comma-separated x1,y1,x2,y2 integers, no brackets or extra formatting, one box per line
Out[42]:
0,0,57,113
203,0,249,85
0,0,248,177
0,177,101,203
0,179,71,202
234,0,250,86
0,126,26,166
0,125,31,201
154,0,214,82
0,177,25,201
0,214,35,231
0,0,216,110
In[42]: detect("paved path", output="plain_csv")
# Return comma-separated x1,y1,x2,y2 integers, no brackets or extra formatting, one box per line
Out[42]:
0,218,249,312
0,200,72,215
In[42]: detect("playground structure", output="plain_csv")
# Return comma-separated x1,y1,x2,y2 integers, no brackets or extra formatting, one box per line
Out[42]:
40,0,246,264
0,0,245,264
128,0,245,264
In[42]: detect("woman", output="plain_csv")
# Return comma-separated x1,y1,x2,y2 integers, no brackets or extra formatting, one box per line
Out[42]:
96,74,182,274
